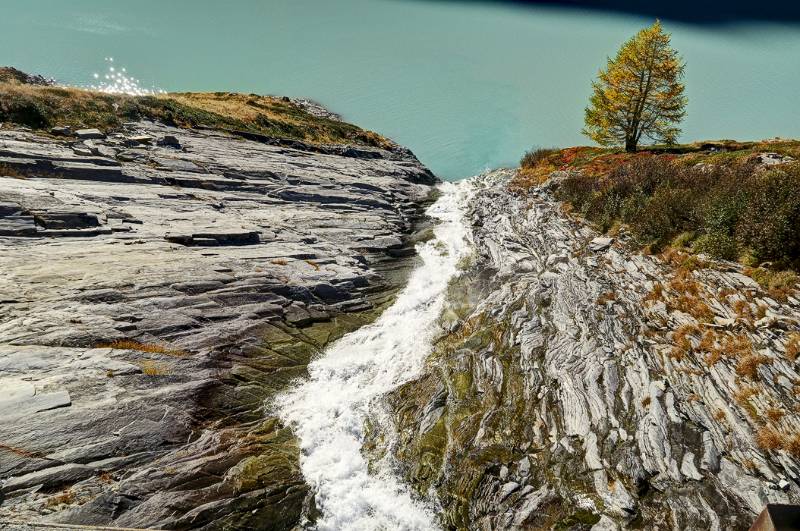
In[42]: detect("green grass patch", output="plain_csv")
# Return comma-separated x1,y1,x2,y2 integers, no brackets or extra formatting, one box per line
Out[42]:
0,75,392,148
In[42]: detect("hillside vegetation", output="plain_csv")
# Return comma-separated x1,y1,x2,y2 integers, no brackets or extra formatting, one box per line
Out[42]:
513,141,800,291
0,67,391,149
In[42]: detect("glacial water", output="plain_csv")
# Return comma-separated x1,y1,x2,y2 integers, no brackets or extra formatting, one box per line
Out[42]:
276,181,473,530
2,1,799,178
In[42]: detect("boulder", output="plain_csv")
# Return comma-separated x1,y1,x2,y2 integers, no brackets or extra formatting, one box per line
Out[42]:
588,236,614,252
158,135,181,147
50,126,71,136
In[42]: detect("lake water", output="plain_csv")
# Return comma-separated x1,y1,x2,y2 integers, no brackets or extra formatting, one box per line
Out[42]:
2,0,799,179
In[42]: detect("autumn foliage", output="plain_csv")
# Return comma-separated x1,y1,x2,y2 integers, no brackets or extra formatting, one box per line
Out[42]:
583,21,687,152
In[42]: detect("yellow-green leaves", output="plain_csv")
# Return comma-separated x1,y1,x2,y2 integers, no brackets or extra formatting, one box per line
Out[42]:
583,21,687,152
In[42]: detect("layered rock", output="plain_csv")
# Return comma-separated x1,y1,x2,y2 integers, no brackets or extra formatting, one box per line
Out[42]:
0,121,436,529
379,170,800,529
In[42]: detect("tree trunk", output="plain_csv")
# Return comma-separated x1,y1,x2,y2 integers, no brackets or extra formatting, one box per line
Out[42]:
625,136,637,152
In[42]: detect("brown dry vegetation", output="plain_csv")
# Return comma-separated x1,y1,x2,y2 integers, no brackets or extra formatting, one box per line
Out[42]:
670,324,699,360
596,291,616,305
733,384,759,406
45,489,76,507
0,163,24,179
735,353,771,379
756,424,800,458
766,407,786,422
0,76,392,148
97,339,188,357
139,360,170,377
785,333,800,361
514,143,800,278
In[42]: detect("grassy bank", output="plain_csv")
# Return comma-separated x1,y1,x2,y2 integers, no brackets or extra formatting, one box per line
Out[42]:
0,67,391,148
512,141,800,287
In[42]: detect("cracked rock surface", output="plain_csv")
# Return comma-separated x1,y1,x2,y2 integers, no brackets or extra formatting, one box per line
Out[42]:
377,170,800,530
0,122,436,529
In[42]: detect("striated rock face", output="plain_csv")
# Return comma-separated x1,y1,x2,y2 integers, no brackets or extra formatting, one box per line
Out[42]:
379,170,800,530
0,121,436,529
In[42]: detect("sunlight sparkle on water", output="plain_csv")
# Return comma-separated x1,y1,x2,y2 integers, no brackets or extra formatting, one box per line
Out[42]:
86,57,165,96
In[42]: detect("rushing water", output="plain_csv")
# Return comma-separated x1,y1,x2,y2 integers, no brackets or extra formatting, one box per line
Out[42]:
2,0,800,179
276,181,472,530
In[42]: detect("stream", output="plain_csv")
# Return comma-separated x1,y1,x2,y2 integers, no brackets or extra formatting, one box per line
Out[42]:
276,180,472,530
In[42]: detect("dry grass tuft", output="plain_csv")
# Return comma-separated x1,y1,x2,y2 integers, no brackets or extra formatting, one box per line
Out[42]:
755,425,800,457
747,267,799,301
785,332,800,361
139,360,170,376
766,407,785,422
596,291,616,305
670,324,700,360
736,353,771,379
734,384,760,406
644,282,664,304
786,433,800,457
733,300,754,322
0,443,42,458
98,339,188,357
0,163,24,179
45,489,76,507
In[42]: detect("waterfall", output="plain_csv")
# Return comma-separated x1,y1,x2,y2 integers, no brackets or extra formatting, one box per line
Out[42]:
276,180,472,530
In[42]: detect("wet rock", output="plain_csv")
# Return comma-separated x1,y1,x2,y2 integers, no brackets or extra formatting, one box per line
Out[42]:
0,121,436,527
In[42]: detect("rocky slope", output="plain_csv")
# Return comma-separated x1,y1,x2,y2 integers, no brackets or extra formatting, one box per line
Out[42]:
375,170,800,530
0,120,436,529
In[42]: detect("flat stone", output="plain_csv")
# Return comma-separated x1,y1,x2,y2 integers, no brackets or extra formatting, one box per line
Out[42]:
1,463,93,493
127,135,154,145
588,236,614,252
0,390,71,418
0,201,22,216
75,128,105,140
50,126,71,136
32,211,100,230
0,215,37,236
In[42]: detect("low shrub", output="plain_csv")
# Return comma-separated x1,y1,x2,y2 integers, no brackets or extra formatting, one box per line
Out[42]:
552,154,800,272
747,268,799,300
520,147,560,168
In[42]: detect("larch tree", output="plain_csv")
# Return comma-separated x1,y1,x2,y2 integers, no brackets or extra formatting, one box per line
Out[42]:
583,21,687,152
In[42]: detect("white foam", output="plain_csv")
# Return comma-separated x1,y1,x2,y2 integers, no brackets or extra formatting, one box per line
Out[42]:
276,180,473,530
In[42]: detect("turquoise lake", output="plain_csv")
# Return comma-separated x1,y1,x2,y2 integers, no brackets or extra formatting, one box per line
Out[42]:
2,0,799,179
